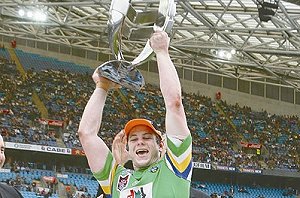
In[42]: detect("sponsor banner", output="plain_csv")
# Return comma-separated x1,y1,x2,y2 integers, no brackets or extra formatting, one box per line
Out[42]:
213,165,236,172
38,118,64,127
5,142,71,155
239,168,262,174
6,142,42,152
41,146,71,155
193,162,211,170
240,141,261,149
0,169,11,173
71,148,85,156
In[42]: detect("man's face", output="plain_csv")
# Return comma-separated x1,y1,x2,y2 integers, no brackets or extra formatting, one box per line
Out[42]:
127,125,161,170
0,135,5,168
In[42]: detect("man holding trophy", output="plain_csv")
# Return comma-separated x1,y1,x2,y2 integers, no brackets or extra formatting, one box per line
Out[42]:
78,0,192,197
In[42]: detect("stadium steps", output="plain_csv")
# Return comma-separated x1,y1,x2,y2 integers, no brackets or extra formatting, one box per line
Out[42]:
114,89,138,116
215,101,270,167
116,89,128,104
215,101,237,133
214,101,243,151
8,48,49,118
56,138,65,147
259,160,268,169
7,47,27,79
32,91,49,118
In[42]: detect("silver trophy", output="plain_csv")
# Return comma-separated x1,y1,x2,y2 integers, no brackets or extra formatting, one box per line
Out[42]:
97,0,176,91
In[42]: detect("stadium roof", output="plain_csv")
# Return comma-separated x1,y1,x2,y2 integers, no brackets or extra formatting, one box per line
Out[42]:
0,0,299,91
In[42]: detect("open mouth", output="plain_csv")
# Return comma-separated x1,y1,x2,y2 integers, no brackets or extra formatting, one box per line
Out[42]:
136,149,149,156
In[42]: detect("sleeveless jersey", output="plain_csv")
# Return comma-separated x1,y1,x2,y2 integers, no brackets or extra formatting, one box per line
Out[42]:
93,134,192,198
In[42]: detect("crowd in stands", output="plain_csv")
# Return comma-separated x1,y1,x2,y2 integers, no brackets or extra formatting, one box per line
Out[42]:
221,100,299,171
1,158,297,198
191,181,297,198
0,61,58,147
1,160,97,198
0,50,299,174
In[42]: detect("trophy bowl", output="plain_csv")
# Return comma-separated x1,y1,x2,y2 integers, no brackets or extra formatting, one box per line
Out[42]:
97,60,145,91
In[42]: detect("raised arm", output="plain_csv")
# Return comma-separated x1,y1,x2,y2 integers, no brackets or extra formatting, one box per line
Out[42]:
149,31,190,140
78,69,117,172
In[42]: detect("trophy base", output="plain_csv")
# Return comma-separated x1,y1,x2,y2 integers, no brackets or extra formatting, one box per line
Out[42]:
97,60,145,91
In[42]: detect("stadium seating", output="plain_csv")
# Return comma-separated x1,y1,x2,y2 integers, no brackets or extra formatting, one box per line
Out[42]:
0,51,299,197
14,49,92,74
0,48,11,60
1,55,299,171
0,167,97,198
192,181,296,198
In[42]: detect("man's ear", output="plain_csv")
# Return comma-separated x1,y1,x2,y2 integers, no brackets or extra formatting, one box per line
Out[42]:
159,140,165,153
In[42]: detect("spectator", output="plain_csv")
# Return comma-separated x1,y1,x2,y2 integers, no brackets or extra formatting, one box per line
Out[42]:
0,134,23,197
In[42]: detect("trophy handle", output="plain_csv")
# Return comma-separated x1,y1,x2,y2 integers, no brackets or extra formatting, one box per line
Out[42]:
108,0,130,61
108,0,176,66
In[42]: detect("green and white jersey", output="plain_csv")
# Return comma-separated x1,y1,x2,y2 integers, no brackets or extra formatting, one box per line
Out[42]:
94,134,192,198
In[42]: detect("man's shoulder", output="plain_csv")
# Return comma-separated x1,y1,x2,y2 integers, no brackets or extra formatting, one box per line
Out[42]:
0,182,23,198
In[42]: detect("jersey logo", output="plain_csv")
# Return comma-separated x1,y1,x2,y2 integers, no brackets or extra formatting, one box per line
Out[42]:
117,174,130,191
150,166,159,173
120,183,153,198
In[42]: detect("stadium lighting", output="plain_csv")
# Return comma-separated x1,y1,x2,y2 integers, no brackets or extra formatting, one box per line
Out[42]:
34,10,47,21
226,52,232,59
216,50,232,60
27,10,33,18
18,9,25,17
211,49,236,60
18,7,47,22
